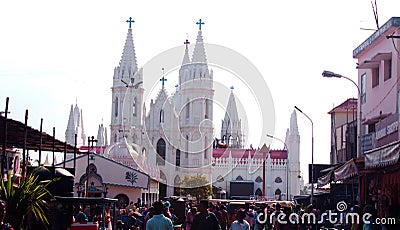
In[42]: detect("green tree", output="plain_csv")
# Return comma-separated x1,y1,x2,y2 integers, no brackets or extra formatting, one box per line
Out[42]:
0,166,56,229
179,175,212,200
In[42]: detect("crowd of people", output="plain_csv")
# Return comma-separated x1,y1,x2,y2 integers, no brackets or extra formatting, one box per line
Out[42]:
70,198,395,230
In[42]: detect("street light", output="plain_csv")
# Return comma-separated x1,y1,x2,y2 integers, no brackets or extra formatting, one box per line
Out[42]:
294,106,314,205
266,134,289,200
322,70,362,157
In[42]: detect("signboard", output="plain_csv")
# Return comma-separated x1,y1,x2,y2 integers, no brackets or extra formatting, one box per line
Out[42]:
309,164,332,184
375,113,398,148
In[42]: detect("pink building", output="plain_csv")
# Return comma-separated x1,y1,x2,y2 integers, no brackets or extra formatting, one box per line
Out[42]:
353,17,400,152
353,17,400,215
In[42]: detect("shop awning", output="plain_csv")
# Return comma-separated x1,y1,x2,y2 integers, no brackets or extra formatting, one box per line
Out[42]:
364,141,400,169
317,171,333,188
334,159,358,181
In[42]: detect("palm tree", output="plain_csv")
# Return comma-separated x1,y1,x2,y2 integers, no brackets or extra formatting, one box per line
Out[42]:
0,166,56,229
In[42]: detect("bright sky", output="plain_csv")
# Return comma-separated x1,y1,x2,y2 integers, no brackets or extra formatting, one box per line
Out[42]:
1,0,399,181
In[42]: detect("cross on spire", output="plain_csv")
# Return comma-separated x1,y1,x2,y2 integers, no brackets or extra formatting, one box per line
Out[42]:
184,39,190,47
196,19,205,31
126,17,135,29
160,68,167,89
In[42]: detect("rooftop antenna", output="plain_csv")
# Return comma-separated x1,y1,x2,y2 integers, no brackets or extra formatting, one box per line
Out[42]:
371,0,379,30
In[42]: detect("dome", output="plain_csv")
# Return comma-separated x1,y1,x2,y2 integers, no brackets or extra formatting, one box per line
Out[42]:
104,138,140,161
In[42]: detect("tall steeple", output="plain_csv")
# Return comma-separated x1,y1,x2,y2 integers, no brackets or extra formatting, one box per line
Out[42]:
191,29,207,64
290,110,299,135
113,17,140,85
221,87,242,148
65,105,75,145
65,103,86,146
286,109,301,198
80,109,86,145
182,39,191,66
110,17,144,146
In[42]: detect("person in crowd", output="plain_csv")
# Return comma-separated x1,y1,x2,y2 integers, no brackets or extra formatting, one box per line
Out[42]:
185,206,197,230
362,205,381,230
219,205,229,230
74,205,89,222
163,201,172,219
143,207,155,230
230,209,250,230
244,206,255,230
0,200,13,230
191,200,221,230
170,208,179,225
271,203,281,230
146,201,174,230
253,205,266,230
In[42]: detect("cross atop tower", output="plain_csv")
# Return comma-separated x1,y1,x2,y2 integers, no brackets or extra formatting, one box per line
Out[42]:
184,39,190,47
160,68,167,89
196,19,205,31
126,17,135,29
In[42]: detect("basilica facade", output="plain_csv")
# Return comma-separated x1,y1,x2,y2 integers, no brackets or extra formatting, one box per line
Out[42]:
66,19,301,202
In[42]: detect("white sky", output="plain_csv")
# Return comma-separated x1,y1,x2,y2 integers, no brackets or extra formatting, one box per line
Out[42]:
1,0,399,181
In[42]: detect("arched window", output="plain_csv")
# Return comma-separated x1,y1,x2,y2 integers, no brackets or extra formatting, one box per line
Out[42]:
133,97,137,116
255,188,262,196
160,109,164,123
114,194,129,209
275,177,283,183
222,135,226,143
236,175,243,181
275,188,282,195
156,138,166,165
115,97,119,117
255,176,263,183
160,171,167,182
114,133,117,143
176,149,181,167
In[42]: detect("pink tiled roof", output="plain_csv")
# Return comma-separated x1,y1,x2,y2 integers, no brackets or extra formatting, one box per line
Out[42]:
212,148,287,159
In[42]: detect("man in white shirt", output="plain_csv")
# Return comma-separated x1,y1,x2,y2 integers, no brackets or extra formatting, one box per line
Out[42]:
230,209,250,230
146,201,174,230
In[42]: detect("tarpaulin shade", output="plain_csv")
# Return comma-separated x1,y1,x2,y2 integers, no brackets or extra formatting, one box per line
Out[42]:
365,141,400,169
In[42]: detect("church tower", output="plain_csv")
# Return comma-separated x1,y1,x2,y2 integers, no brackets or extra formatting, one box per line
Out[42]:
221,88,243,148
178,19,214,169
65,103,86,146
285,110,301,198
110,17,144,146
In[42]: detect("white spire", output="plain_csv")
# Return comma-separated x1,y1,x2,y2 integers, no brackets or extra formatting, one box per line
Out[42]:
191,30,207,64
114,28,139,81
73,104,80,128
104,127,108,146
43,153,50,166
80,109,86,145
182,39,191,66
97,124,105,146
221,89,242,148
290,110,299,135
65,105,75,144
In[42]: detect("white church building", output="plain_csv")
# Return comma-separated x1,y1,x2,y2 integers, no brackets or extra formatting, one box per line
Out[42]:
65,18,301,204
